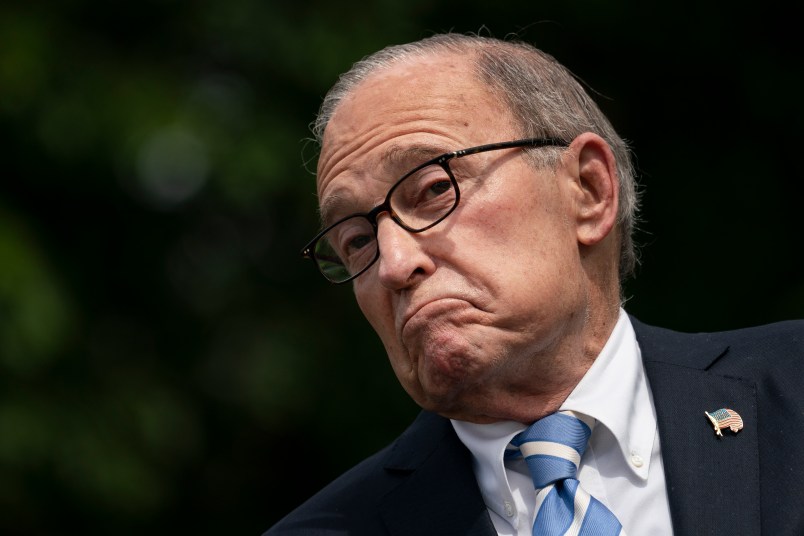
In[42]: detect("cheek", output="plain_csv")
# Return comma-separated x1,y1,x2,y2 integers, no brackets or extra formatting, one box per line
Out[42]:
460,197,563,268
355,287,415,381
461,176,549,243
354,282,396,342
459,191,580,303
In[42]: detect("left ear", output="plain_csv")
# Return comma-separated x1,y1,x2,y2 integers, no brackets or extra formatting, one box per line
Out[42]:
565,132,619,246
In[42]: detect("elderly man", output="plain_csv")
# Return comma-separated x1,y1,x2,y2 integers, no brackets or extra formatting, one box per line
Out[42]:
267,34,803,535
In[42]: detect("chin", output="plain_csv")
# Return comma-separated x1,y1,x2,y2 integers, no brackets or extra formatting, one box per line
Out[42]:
413,388,498,423
411,360,482,415
393,329,492,413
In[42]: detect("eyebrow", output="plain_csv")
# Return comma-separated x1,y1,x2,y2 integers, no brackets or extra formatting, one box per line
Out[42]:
383,143,449,171
318,191,351,227
318,142,454,226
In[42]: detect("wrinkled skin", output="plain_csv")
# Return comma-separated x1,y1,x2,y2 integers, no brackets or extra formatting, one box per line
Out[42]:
317,53,621,424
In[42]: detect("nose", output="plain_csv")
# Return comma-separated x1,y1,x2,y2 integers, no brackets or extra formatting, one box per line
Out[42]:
375,216,436,290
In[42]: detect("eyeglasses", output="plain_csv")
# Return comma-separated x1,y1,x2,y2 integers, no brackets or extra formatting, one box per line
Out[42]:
301,137,569,284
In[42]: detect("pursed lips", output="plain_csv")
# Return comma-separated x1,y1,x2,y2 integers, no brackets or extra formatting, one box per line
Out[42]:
397,297,474,337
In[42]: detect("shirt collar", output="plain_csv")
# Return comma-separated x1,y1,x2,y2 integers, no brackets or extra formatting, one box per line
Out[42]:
560,309,655,480
452,309,655,483
451,419,525,524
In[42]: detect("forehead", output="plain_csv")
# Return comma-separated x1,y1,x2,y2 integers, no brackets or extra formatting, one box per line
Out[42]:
316,53,519,215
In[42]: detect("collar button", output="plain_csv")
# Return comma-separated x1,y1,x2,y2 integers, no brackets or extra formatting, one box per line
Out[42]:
504,500,514,517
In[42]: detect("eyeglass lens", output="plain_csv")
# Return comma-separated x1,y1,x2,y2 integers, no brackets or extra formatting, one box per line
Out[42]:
313,162,458,282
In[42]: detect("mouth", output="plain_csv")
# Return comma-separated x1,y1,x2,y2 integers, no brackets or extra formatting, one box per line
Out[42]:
399,298,473,337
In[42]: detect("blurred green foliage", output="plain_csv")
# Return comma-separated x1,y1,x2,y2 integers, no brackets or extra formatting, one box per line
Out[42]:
0,1,801,534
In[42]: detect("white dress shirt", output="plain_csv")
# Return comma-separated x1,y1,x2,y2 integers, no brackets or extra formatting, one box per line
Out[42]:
451,309,674,535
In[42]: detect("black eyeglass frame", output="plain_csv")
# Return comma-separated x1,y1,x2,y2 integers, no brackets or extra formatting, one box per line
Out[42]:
301,137,570,284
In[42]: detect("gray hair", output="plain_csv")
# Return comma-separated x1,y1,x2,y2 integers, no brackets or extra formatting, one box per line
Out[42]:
313,33,640,280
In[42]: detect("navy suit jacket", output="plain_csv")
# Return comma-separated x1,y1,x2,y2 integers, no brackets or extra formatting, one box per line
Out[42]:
266,318,804,535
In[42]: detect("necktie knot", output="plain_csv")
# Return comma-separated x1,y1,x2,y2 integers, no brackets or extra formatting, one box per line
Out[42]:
508,411,592,488
507,411,624,535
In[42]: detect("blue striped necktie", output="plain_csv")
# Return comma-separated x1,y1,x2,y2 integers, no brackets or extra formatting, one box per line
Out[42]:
507,411,625,536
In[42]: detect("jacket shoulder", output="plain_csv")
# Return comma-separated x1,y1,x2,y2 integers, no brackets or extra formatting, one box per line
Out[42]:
633,316,804,413
632,316,804,370
264,445,395,535
264,412,454,535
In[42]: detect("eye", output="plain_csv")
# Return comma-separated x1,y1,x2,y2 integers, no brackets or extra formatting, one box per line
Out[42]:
322,216,377,270
427,180,452,197
396,165,453,204
343,233,373,254
412,174,455,208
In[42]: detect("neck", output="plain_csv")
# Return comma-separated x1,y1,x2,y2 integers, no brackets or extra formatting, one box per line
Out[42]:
441,300,621,425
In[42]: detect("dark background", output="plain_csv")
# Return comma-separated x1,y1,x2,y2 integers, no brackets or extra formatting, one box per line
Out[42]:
0,1,801,534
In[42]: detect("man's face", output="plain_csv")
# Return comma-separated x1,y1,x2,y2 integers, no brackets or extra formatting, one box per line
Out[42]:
317,54,599,423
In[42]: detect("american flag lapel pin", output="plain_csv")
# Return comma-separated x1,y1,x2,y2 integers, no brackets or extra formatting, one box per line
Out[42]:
704,408,744,437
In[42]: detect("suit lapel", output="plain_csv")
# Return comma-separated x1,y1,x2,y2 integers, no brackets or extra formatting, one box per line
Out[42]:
379,412,495,536
634,319,760,536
